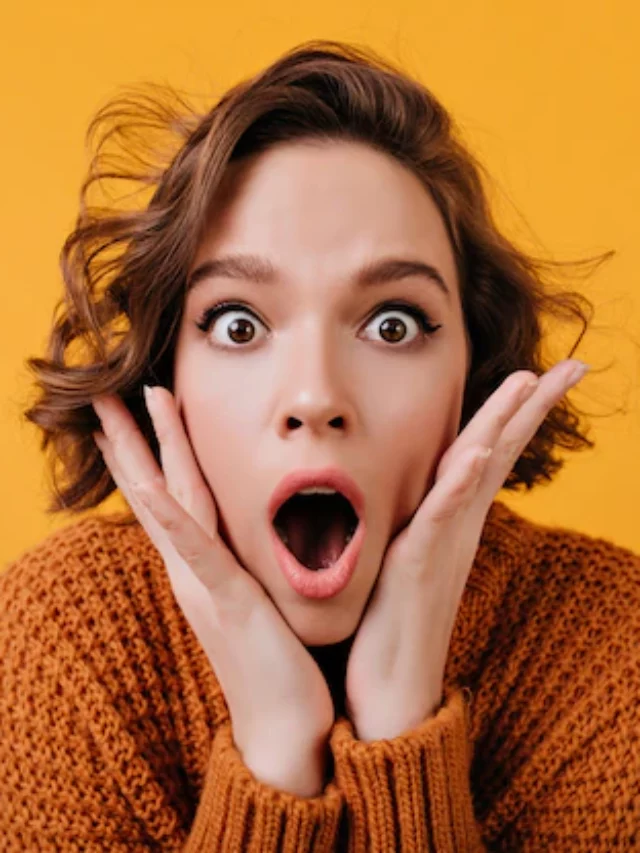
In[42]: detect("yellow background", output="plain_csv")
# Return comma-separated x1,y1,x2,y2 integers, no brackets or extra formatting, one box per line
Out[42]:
2,1,639,569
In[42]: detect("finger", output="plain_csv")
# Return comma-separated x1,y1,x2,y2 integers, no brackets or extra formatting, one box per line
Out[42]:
127,468,244,595
93,430,171,550
143,385,218,541
427,444,493,525
437,369,540,481
399,444,493,570
477,359,589,502
95,429,260,638
92,397,242,597
93,394,166,495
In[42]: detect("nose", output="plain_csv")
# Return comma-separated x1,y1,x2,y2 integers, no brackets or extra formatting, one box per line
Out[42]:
275,326,355,439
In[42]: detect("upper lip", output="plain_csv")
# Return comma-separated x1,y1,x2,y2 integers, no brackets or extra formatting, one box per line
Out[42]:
268,467,365,524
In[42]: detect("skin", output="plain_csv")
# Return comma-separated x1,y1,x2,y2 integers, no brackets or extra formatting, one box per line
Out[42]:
172,138,471,647
90,136,588,780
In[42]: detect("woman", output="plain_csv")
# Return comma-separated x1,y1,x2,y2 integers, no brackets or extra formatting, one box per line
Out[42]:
1,40,638,851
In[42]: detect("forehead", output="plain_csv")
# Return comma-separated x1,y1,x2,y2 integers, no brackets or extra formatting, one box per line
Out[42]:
193,140,460,297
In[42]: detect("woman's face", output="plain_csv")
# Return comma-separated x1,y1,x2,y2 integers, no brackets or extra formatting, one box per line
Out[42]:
173,139,470,646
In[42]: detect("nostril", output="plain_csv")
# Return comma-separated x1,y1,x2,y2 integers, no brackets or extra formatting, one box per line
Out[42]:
285,415,345,429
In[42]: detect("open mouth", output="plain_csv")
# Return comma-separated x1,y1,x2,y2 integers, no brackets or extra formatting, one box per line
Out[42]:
273,490,360,571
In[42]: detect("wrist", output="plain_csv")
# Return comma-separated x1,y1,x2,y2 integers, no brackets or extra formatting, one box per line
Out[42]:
351,689,443,743
242,735,330,798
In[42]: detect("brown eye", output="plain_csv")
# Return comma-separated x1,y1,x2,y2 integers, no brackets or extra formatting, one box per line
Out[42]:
379,316,407,343
227,317,256,344
363,304,442,347
365,308,419,345
196,300,442,350
196,304,267,348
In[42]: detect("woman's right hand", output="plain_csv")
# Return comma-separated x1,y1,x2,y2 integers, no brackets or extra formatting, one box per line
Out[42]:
91,385,335,797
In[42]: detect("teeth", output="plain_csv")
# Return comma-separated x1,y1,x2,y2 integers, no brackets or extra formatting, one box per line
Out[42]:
297,486,338,496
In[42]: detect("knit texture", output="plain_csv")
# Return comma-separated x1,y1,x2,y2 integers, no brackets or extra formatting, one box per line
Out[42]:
1,500,638,851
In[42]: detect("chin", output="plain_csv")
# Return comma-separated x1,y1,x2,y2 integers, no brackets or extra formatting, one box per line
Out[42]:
283,606,360,648
300,627,353,647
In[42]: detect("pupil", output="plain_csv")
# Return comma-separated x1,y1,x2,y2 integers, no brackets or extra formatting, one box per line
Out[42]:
229,318,254,343
227,317,408,344
380,317,406,342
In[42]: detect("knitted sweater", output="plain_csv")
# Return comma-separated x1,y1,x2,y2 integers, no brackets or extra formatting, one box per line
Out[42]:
1,500,638,852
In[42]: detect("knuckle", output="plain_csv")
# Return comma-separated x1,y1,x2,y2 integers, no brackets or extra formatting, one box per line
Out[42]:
176,543,202,565
170,480,206,516
450,478,471,502
501,436,523,460
431,496,461,523
132,473,166,495
130,475,168,515
511,369,537,391
110,423,139,450
160,514,182,536
505,372,526,393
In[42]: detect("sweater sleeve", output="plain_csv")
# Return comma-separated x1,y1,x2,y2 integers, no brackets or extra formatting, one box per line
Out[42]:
0,659,343,853
183,719,343,852
329,687,486,851
0,543,344,852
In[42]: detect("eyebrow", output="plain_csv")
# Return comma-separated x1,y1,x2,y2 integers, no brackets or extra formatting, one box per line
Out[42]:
186,253,451,300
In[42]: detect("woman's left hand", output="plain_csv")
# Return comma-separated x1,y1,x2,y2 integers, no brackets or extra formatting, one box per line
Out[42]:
344,359,589,742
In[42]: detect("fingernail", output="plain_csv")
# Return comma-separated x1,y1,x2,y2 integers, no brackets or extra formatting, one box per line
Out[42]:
143,384,157,413
92,396,105,419
519,375,539,402
568,361,590,382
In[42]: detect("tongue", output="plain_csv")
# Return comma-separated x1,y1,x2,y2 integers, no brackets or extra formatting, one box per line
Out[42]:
287,503,351,570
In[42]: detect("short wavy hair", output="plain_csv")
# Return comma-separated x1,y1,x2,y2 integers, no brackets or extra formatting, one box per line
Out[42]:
23,38,608,519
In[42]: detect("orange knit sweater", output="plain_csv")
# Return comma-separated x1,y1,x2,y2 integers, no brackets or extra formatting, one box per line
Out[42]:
1,500,638,851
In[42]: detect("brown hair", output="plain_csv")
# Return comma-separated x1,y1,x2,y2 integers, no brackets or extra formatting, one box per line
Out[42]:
23,38,609,521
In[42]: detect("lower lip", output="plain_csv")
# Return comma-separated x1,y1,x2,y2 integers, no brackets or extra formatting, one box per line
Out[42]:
270,521,366,600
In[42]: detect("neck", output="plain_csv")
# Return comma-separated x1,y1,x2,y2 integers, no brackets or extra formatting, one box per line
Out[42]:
307,633,355,718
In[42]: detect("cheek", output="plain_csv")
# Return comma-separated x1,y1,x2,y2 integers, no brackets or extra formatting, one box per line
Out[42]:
179,405,254,553
185,400,253,486
175,368,258,499
393,367,464,454
175,349,261,450
388,373,466,526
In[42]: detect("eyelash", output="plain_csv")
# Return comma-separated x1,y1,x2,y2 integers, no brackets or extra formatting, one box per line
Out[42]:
195,300,443,348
